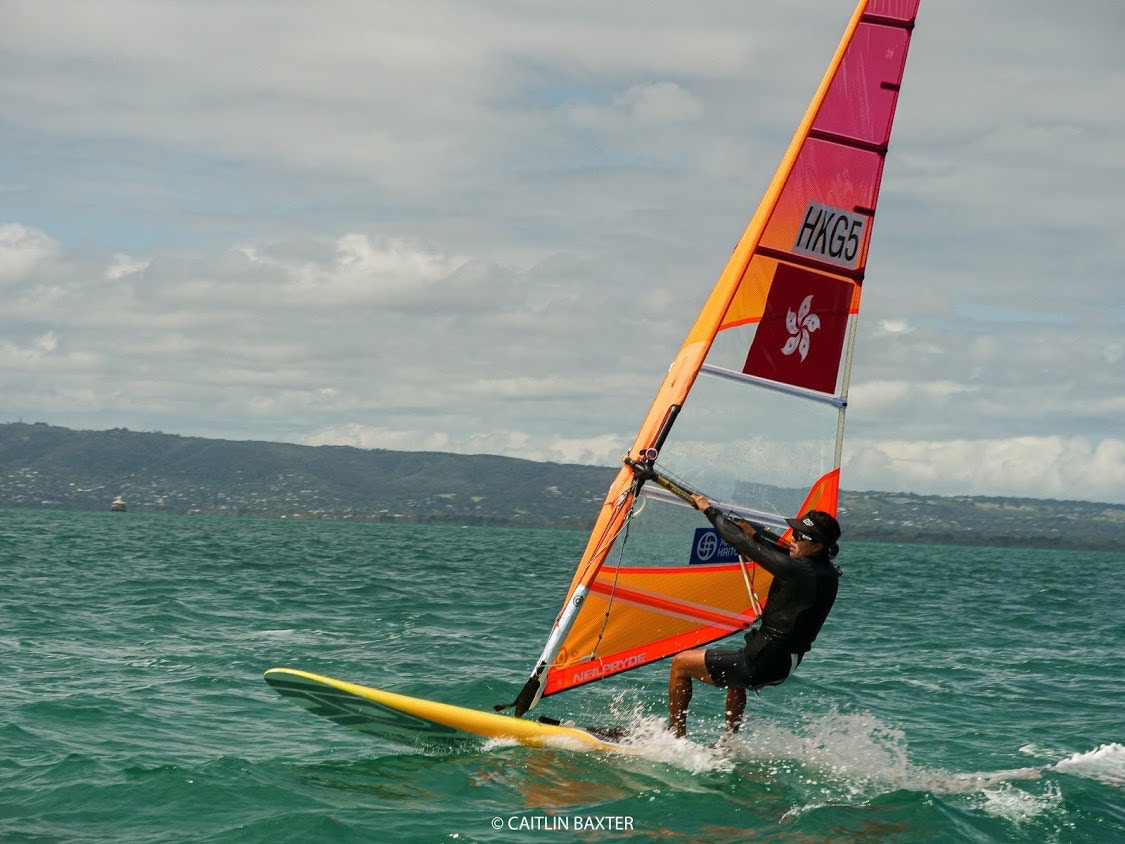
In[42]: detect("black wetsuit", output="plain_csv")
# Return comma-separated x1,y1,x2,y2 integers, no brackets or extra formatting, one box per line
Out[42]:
702,508,841,690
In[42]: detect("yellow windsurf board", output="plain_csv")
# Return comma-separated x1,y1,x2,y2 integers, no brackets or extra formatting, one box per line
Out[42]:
263,668,633,753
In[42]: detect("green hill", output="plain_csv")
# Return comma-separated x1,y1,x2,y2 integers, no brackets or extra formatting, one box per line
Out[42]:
0,422,1120,550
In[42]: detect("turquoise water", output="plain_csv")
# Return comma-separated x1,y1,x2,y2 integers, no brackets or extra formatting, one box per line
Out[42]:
2,508,1122,842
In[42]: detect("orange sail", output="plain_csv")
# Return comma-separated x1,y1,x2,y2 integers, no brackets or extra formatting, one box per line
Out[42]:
506,0,920,714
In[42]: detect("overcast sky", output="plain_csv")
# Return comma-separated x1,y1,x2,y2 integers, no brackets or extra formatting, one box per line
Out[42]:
3,0,1123,504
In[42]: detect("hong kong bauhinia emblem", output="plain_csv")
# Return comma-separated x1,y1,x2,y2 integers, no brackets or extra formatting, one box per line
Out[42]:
781,295,820,361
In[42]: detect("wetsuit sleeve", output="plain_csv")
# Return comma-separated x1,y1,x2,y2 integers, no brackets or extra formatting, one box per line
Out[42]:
704,508,798,577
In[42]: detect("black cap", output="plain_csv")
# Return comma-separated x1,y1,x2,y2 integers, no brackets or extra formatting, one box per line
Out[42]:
785,510,842,548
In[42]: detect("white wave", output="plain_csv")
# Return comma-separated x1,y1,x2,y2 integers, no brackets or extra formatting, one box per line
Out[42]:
973,781,1064,827
700,707,1069,824
607,713,735,776
482,736,520,751
485,696,1121,824
1051,742,1125,786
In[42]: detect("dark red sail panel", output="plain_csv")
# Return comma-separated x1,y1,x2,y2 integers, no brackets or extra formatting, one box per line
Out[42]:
742,265,853,394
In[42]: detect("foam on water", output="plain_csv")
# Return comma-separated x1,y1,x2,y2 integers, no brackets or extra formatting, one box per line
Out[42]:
1052,742,1125,787
973,781,1065,828
677,706,1112,825
481,710,735,776
607,714,737,775
490,688,1124,817
473,703,1109,835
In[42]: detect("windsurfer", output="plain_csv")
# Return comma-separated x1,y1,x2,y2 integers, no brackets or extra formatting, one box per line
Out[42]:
667,499,842,738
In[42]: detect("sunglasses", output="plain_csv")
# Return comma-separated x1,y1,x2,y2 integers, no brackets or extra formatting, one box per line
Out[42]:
790,531,815,543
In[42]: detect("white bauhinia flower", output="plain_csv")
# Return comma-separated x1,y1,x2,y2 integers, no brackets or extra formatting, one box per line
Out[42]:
781,295,820,361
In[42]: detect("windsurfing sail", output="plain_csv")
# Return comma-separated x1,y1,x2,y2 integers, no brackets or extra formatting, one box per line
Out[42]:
502,0,921,716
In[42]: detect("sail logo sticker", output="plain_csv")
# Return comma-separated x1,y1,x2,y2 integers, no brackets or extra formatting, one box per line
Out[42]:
690,528,739,565
792,201,866,269
571,653,648,684
782,295,820,361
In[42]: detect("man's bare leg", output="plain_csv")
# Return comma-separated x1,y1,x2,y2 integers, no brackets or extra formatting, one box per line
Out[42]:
668,650,715,738
724,687,746,734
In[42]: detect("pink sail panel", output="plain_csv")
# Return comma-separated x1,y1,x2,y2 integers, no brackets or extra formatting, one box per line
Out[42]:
815,10,917,147
867,0,922,24
733,5,918,395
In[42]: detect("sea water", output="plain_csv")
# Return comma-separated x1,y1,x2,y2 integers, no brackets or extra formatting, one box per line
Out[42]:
1,509,1121,842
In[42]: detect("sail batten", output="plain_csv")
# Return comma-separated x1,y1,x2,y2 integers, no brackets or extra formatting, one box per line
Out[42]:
807,128,890,155
511,0,921,712
700,364,848,408
755,246,868,282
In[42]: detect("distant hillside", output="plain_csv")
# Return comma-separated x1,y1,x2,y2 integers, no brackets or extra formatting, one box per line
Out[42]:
1,422,1121,551
0,422,612,529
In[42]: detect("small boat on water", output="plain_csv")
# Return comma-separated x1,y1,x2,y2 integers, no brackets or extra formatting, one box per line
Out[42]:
111,496,127,512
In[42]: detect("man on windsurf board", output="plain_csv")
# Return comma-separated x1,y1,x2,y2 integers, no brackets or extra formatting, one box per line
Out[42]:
668,500,842,738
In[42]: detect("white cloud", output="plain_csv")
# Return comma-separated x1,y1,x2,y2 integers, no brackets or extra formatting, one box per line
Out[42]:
0,224,58,283
104,253,150,281
236,234,478,309
615,82,702,124
0,336,54,363
846,436,1125,504
875,319,914,336
32,331,58,353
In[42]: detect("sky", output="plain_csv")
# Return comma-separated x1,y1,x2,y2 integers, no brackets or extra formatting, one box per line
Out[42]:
2,0,1123,504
